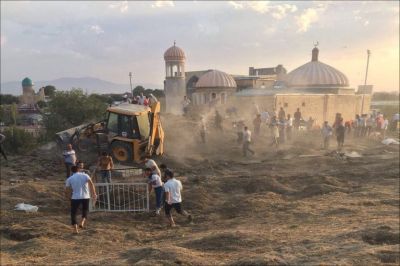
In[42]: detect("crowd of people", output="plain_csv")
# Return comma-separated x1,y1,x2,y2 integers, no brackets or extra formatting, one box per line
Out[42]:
63,143,192,233
195,105,397,156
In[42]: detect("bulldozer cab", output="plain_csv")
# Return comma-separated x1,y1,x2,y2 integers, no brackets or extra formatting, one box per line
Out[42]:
102,103,163,164
105,110,149,140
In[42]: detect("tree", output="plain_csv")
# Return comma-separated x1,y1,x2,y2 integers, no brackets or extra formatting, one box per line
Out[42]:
0,94,19,105
2,126,38,154
44,85,56,98
10,103,18,126
133,85,146,96
37,100,47,108
44,89,107,137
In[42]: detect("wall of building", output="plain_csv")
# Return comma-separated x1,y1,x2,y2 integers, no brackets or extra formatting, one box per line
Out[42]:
164,78,186,114
230,93,371,126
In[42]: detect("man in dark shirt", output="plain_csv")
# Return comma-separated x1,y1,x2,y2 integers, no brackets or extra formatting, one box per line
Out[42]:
336,118,346,151
294,108,302,130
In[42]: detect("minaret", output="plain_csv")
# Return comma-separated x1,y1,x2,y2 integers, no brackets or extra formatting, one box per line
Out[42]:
163,41,186,114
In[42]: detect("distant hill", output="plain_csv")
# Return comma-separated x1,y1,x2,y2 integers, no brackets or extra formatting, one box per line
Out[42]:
0,77,163,95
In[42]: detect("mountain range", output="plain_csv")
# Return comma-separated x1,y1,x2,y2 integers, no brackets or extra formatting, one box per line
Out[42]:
0,77,163,95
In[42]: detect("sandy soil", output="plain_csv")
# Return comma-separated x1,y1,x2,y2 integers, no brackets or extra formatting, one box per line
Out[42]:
1,115,399,265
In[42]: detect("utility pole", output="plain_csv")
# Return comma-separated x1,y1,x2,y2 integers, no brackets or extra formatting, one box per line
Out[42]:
129,72,133,96
364,49,371,87
361,49,371,115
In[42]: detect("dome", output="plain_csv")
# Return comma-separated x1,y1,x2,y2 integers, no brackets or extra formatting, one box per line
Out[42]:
164,42,186,61
22,77,33,87
195,70,237,89
285,48,349,88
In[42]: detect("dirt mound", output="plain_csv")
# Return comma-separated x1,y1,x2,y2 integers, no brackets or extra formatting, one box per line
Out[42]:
375,250,400,264
182,232,262,252
361,226,400,245
294,184,346,199
230,255,289,266
122,246,204,265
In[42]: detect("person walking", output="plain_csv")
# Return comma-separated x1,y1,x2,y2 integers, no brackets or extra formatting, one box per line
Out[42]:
253,114,262,137
286,114,293,141
181,96,191,115
97,152,114,183
215,110,223,131
163,169,192,227
336,119,345,151
63,144,77,178
0,133,8,162
199,117,206,144
65,165,97,234
242,126,255,157
294,108,302,130
270,119,280,148
321,121,333,149
145,168,164,215
278,107,286,121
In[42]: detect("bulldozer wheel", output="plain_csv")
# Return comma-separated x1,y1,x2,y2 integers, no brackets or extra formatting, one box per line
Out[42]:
111,142,132,163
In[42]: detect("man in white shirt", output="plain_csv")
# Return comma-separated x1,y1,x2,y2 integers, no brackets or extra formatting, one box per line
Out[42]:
145,168,164,215
63,144,77,178
163,169,192,227
242,126,255,157
65,166,97,234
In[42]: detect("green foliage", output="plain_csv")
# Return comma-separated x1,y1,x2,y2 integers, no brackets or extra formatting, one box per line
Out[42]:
44,85,56,98
43,89,107,139
37,100,47,108
0,94,19,105
10,103,18,126
132,86,164,98
2,127,38,154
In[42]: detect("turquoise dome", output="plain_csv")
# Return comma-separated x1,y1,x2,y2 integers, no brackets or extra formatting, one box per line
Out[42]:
22,77,33,87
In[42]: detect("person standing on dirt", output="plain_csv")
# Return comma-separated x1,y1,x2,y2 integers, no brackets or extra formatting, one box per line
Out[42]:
145,167,164,215
286,114,293,141
253,114,262,137
336,118,346,151
63,144,77,178
181,96,191,115
97,152,114,183
242,126,255,157
199,117,207,144
65,165,97,234
270,117,280,148
215,110,223,131
0,133,8,162
278,107,286,121
163,169,192,227
321,121,333,149
159,164,169,183
144,158,161,177
294,108,302,130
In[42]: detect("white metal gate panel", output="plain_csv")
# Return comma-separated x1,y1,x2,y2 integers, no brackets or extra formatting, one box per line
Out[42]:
90,183,149,212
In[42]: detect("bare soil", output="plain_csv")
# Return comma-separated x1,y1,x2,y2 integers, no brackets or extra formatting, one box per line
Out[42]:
1,115,399,265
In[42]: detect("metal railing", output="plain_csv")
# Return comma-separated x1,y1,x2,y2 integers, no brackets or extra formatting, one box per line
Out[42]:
90,183,149,212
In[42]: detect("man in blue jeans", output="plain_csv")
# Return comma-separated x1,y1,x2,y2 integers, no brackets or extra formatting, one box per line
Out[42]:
145,168,163,215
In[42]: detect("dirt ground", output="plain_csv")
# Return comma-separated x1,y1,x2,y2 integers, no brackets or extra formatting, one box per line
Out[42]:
1,115,399,265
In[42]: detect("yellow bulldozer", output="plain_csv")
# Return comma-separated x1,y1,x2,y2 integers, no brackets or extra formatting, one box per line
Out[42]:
56,101,164,163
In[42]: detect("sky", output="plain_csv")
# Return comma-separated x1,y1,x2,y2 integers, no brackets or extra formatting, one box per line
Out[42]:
1,1,399,91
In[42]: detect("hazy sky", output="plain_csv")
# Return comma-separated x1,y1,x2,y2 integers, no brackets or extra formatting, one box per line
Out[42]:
1,1,399,91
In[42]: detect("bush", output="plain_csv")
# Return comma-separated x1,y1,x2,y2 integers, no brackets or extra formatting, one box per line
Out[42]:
2,127,38,154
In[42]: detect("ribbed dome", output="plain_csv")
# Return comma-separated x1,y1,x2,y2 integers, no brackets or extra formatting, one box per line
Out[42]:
195,70,237,89
286,48,349,88
164,42,186,61
22,77,33,87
